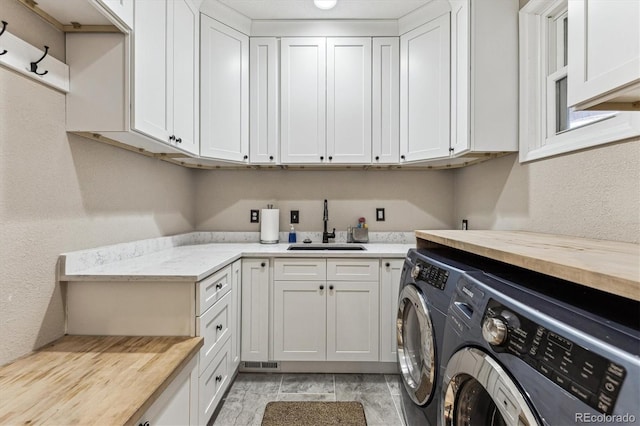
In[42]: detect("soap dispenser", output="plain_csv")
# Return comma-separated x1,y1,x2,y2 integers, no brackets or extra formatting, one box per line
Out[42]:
288,224,297,243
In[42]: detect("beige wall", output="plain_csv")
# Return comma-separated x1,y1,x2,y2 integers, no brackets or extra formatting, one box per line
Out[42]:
0,3,195,365
453,139,640,243
194,170,455,232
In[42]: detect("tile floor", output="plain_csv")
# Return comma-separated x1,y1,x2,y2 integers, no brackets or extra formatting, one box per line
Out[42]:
211,373,405,426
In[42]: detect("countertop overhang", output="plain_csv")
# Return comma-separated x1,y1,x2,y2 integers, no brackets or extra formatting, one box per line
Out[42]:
415,230,640,302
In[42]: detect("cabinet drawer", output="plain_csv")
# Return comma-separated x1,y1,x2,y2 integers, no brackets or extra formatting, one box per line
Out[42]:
197,291,231,375
199,337,231,425
327,259,379,281
274,258,326,281
197,265,232,315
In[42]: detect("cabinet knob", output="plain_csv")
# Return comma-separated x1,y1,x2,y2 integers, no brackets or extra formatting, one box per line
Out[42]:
243,155,248,160
328,156,333,161
216,324,223,331
449,147,454,152
400,155,405,160
176,137,182,144
385,262,390,267
215,375,223,382
216,283,223,290
375,156,380,161
261,262,266,267
329,285,334,290
169,135,176,142
320,156,324,161
269,155,274,161
319,285,324,290
139,422,150,426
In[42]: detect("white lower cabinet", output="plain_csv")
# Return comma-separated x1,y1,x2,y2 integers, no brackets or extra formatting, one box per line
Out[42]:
136,354,198,426
273,258,380,362
241,259,270,362
379,259,404,362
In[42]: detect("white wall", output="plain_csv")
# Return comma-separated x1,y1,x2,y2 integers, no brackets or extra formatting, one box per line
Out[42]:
453,139,640,243
194,169,455,232
0,2,195,365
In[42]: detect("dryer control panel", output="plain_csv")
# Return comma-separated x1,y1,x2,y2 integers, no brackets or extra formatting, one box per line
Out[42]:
412,261,449,290
484,299,626,415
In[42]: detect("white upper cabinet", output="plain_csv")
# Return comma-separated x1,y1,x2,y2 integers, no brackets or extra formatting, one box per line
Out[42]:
449,0,518,156
201,15,249,162
568,0,640,111
326,37,372,164
400,13,451,162
372,38,400,164
250,38,279,164
134,0,199,154
280,38,327,164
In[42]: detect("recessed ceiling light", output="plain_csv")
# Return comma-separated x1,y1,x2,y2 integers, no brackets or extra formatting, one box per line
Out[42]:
314,0,337,10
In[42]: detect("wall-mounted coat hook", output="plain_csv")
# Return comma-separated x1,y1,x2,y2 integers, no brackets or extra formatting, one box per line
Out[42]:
30,45,49,76
0,21,8,56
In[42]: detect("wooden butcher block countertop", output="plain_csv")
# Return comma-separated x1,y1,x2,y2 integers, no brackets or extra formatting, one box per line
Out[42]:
0,335,203,426
415,230,640,302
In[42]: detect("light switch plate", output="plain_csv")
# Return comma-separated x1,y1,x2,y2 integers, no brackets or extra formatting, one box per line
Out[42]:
291,210,299,224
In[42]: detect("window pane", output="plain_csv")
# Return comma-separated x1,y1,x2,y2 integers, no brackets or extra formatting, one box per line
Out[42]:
556,76,614,134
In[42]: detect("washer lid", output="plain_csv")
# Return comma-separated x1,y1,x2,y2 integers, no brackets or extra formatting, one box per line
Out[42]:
442,347,540,426
397,284,436,406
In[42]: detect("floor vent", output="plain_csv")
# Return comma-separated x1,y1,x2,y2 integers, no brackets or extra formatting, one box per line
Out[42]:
241,361,280,371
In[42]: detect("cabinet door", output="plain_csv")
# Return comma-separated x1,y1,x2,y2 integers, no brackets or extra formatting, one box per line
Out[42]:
170,0,199,154
568,0,640,110
250,38,279,164
327,281,379,361
449,0,470,155
201,14,249,161
230,260,242,371
400,13,451,161
273,281,326,361
137,355,198,426
241,259,269,362
281,38,326,164
372,37,400,164
133,0,171,143
326,38,372,164
379,259,403,363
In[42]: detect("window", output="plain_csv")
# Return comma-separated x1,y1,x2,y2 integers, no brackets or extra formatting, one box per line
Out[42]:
519,0,639,162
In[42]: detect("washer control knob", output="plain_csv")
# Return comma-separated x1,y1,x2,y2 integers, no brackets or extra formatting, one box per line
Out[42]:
411,265,421,280
482,317,508,346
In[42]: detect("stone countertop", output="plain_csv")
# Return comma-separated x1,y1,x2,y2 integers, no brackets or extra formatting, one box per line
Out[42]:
60,242,415,282
415,230,640,302
0,336,203,426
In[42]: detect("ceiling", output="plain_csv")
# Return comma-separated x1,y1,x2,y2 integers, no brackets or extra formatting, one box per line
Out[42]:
215,0,433,20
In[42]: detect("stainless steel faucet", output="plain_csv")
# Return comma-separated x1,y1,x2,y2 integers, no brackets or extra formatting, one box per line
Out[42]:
322,199,335,243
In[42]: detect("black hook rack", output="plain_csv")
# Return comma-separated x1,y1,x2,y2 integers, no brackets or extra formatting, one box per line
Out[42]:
30,45,49,76
0,21,8,56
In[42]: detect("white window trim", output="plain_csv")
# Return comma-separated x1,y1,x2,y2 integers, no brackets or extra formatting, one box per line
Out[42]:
518,0,640,163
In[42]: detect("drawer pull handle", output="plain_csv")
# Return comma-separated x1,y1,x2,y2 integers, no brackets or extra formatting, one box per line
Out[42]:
216,324,223,331
216,283,223,290
216,375,223,382
261,262,266,267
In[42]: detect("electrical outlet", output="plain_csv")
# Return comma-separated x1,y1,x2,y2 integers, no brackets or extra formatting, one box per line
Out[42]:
291,210,299,224
376,208,385,221
250,209,259,223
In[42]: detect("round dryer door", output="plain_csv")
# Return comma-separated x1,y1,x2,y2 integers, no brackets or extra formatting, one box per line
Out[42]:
397,285,436,406
442,347,540,426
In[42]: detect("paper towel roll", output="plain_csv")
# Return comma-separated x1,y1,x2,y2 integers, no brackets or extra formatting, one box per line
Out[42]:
260,209,280,244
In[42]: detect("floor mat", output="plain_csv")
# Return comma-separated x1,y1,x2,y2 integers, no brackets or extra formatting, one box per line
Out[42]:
261,401,367,426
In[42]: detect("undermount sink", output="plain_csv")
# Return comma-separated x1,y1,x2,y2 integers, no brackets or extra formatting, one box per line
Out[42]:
287,243,367,251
